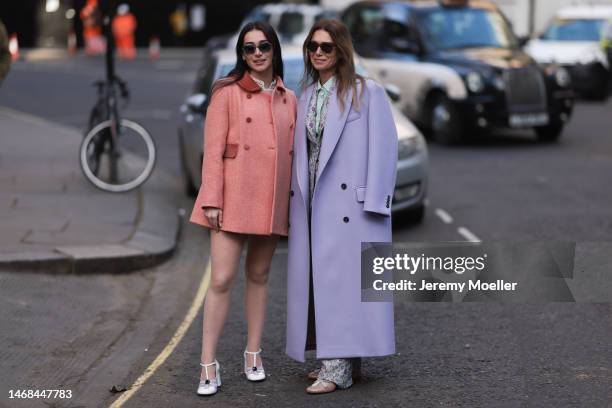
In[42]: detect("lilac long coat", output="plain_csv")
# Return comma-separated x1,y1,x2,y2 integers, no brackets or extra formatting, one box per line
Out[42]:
286,78,398,362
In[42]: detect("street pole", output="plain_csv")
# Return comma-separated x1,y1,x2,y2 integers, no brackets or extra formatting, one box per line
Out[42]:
100,0,116,81
528,0,535,36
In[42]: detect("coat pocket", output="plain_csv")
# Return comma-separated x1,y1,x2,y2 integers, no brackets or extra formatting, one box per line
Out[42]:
223,143,239,158
355,186,366,203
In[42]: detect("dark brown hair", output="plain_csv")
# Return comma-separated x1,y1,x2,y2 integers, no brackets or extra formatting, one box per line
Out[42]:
302,18,365,112
210,21,284,97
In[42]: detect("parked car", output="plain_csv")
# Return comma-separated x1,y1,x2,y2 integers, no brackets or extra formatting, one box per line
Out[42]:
202,4,337,69
525,5,612,100
229,4,337,47
604,16,612,68
178,46,428,221
342,0,574,143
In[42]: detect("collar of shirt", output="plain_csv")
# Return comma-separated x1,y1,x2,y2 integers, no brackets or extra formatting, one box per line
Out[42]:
316,76,336,95
249,73,277,91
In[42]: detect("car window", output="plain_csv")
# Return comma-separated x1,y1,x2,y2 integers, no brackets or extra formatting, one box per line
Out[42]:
416,7,517,50
344,4,416,56
605,20,612,39
541,18,605,42
278,12,304,40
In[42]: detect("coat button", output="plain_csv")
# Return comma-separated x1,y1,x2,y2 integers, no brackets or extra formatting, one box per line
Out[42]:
244,144,250,150
290,190,294,196
289,150,293,156
246,117,252,123
247,94,252,99
283,98,287,104
343,217,349,223
341,183,347,190
290,123,294,129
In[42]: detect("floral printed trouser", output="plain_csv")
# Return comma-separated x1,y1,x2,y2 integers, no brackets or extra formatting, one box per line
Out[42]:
318,358,361,389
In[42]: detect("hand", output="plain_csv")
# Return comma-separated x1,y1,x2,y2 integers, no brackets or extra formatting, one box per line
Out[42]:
203,207,223,232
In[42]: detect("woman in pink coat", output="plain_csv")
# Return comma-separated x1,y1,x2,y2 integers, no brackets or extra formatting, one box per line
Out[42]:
189,21,297,396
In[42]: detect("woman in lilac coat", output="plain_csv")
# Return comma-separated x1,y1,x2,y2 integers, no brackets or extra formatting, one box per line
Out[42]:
286,19,398,394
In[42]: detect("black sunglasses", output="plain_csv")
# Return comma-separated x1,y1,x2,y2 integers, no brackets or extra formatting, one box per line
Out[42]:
242,41,273,55
306,41,336,54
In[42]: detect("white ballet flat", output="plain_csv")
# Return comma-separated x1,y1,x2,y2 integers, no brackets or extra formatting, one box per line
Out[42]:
244,348,266,382
197,360,221,396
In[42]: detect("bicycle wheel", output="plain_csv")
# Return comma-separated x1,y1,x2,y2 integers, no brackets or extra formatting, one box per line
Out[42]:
80,119,156,192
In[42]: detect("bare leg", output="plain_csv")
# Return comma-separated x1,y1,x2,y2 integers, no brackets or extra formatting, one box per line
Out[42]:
244,234,279,366
200,230,247,380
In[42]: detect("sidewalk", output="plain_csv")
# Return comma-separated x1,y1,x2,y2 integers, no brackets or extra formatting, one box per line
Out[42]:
0,107,182,274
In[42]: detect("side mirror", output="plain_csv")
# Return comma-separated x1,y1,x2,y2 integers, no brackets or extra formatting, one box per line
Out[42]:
185,93,208,113
384,83,401,102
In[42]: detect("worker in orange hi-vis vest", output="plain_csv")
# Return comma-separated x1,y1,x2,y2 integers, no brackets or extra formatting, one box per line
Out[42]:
112,4,137,59
80,0,105,55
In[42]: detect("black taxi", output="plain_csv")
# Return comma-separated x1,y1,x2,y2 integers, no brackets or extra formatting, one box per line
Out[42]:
342,0,574,143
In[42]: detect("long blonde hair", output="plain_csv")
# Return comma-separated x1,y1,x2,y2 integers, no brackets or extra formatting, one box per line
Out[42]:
302,18,365,112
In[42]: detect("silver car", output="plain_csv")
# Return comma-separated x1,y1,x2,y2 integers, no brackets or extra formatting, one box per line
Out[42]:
178,46,428,222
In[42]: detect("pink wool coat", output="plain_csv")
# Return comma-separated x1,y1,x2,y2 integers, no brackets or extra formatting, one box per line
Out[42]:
189,74,297,236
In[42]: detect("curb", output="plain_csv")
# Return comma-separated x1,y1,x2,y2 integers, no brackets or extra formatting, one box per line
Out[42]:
0,107,184,274
0,195,184,275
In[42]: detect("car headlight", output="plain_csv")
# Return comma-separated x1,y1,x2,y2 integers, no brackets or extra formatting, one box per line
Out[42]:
578,49,601,65
554,67,571,88
398,137,418,159
493,75,505,91
466,71,485,93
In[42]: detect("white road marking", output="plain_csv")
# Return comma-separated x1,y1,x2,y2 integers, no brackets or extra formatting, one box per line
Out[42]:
434,208,453,224
109,259,211,408
457,227,481,242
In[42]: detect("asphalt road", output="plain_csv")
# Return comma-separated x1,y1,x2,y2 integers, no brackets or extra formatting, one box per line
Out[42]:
0,51,611,408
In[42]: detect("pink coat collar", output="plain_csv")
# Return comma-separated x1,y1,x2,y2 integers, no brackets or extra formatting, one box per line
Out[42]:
237,73,286,93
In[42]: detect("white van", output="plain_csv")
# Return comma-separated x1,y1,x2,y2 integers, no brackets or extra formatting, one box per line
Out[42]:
525,5,612,99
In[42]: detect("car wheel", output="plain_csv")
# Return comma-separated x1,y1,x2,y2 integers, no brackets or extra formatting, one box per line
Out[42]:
428,94,463,145
178,130,198,197
534,123,563,143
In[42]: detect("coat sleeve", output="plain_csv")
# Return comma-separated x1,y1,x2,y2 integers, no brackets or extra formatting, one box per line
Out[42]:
364,81,398,216
199,85,230,209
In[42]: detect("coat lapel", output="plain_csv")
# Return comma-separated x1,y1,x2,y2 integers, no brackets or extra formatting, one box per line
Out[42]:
295,85,315,207
316,86,353,182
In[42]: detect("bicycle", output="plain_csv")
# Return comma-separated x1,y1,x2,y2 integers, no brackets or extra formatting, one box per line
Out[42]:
79,5,155,193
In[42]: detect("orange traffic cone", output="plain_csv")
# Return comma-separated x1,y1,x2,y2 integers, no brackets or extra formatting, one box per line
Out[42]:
67,29,77,56
149,36,160,60
9,33,19,61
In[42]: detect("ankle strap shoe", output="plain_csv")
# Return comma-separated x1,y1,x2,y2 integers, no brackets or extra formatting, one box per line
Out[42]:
197,360,221,396
244,348,266,382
